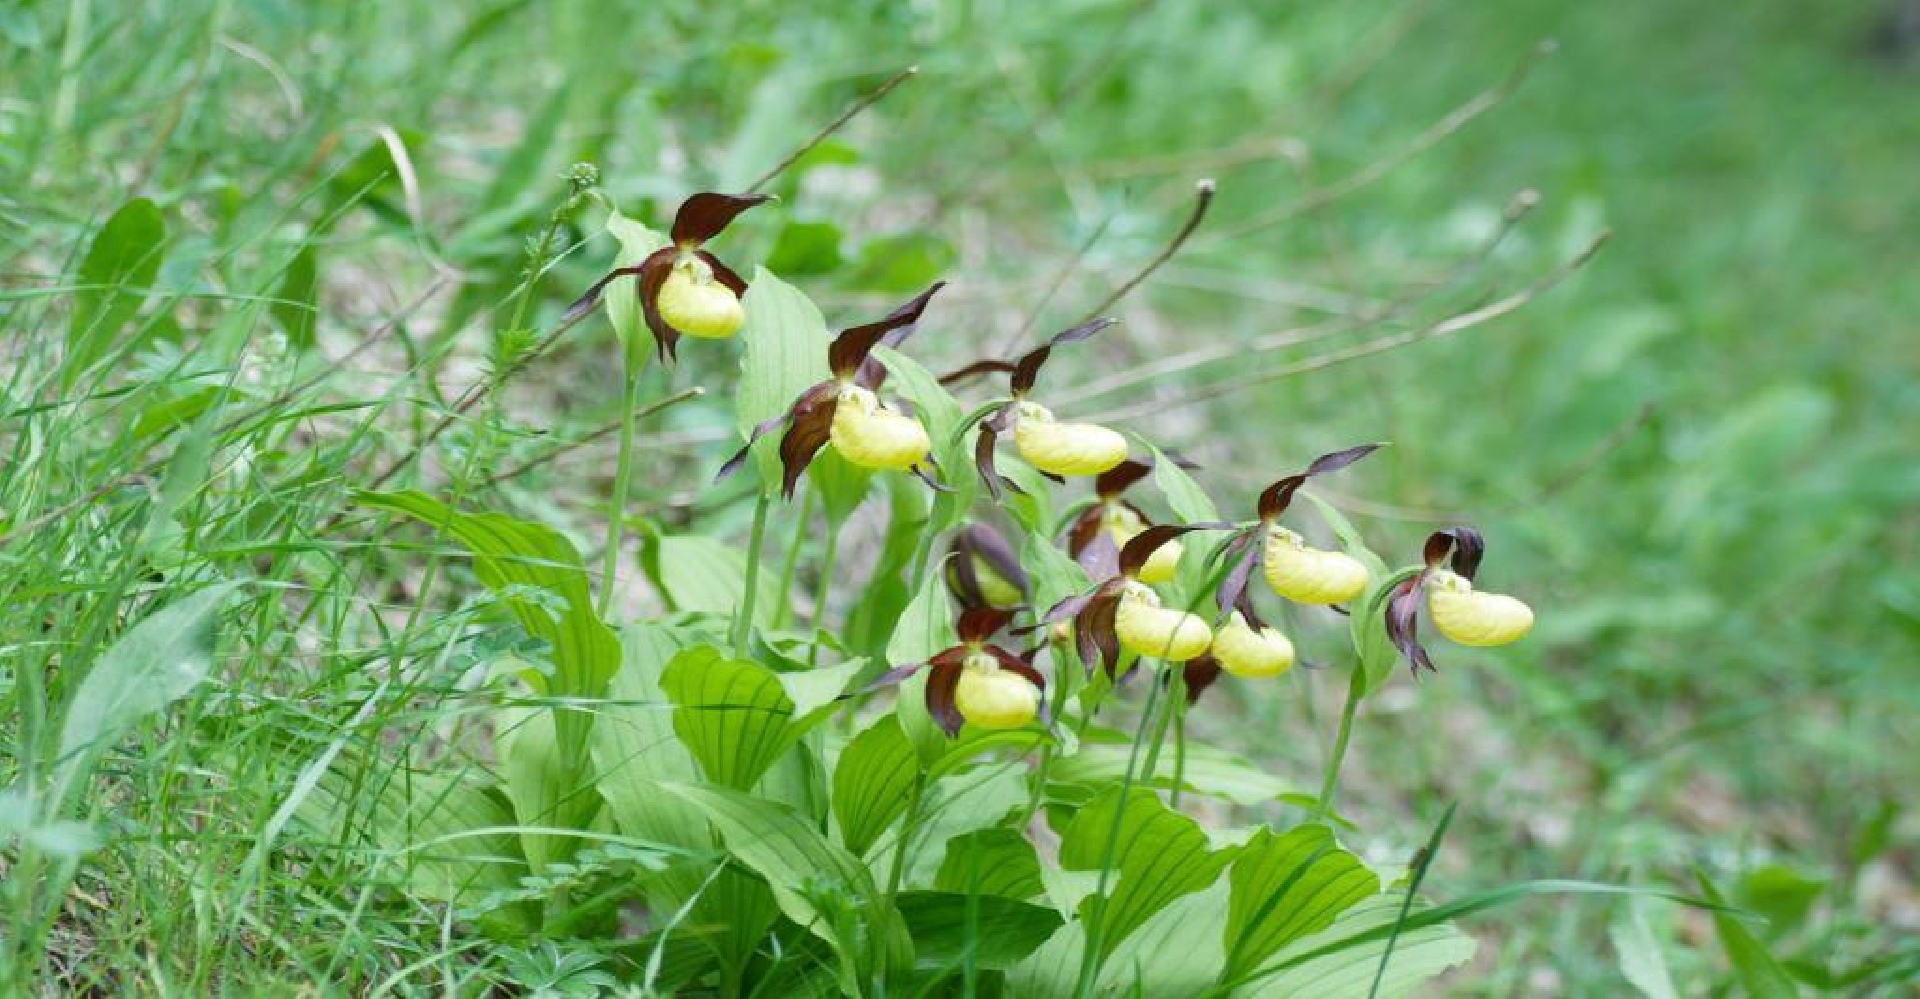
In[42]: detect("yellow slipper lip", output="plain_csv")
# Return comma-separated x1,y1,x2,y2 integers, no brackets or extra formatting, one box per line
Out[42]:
1114,583,1214,661
1262,527,1369,604
656,263,745,339
1013,404,1128,477
954,658,1041,729
1211,611,1295,678
1427,572,1534,646
831,387,931,471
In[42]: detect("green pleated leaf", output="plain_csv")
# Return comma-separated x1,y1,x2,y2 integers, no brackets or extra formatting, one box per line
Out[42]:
1008,880,1229,997
664,783,912,992
591,624,706,841
895,891,1063,971
832,715,920,857
68,196,167,384
659,645,817,791
496,704,593,873
1059,788,1233,960
1245,892,1477,998
1048,738,1292,807
56,582,241,780
886,564,956,667
643,532,785,627
934,827,1045,900
807,448,875,526
1223,824,1380,981
738,267,833,489
358,491,618,701
1610,894,1681,999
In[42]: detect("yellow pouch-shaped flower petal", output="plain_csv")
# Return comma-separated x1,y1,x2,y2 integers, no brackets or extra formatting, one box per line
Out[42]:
1110,524,1182,584
954,660,1040,729
1114,583,1213,661
1013,404,1127,477
656,263,745,339
831,387,931,471
1427,572,1533,646
1211,612,1295,678
1263,528,1369,604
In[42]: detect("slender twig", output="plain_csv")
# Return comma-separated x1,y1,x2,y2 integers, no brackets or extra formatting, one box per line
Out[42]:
1089,229,1609,423
744,65,919,195
1004,213,1116,352
1200,40,1557,246
483,388,705,487
1076,179,1216,325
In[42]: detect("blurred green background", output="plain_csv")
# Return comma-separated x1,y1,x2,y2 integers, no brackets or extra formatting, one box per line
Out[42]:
4,0,1917,992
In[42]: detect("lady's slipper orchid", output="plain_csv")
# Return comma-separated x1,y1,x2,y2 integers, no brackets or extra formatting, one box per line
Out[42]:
1385,527,1535,674
946,524,1029,611
866,608,1047,734
1064,457,1196,584
564,192,770,359
961,319,1131,495
720,284,946,495
1209,610,1296,678
1212,444,1382,616
1039,523,1229,676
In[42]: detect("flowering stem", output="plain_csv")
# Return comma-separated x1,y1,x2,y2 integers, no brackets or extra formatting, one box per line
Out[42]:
732,491,773,660
1170,676,1190,809
1316,667,1364,822
596,362,639,619
883,770,928,904
1074,660,1170,998
807,519,841,668
770,488,814,631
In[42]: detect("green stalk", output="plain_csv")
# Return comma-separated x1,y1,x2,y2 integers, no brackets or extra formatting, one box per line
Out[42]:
596,361,639,618
807,519,841,668
1316,667,1364,822
770,487,815,630
1072,662,1170,998
882,771,929,904
1170,672,1190,809
732,491,773,659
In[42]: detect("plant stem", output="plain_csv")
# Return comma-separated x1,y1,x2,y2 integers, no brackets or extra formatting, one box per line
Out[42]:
807,520,841,668
1316,668,1364,822
883,771,928,903
732,491,773,659
1170,674,1190,809
596,363,639,619
770,487,814,631
1073,661,1170,998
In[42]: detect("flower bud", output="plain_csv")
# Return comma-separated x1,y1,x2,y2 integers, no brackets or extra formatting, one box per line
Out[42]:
1013,402,1127,477
1425,570,1533,647
831,386,931,471
1263,526,1368,605
657,258,745,339
1210,611,1295,678
1114,582,1213,661
954,653,1041,729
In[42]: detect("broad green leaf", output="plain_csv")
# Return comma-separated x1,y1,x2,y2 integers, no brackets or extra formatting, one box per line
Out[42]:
271,244,319,349
738,268,833,488
358,491,618,701
659,645,821,790
896,891,1063,971
1019,528,1091,617
886,563,955,667
1151,445,1220,522
591,624,706,844
1611,894,1681,999
934,827,1045,900
1059,788,1233,959
1735,864,1826,935
1223,824,1379,980
1696,872,1800,999
1352,565,1421,698
832,715,920,856
881,764,1030,888
1049,738,1291,807
776,657,866,717
644,533,784,627
603,210,669,368
845,474,927,657
807,448,874,526
664,783,912,991
1008,879,1229,997
68,197,167,383
497,704,595,872
56,582,240,778
1247,893,1478,998
999,459,1056,535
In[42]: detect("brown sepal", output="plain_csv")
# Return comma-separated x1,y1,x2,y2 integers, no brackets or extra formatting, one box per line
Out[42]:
637,252,681,362
776,382,842,498
924,649,968,736
1385,575,1437,675
1094,459,1155,499
1073,527,1121,583
1118,523,1227,579
695,249,749,296
1077,594,1122,678
1423,526,1485,580
1010,317,1115,396
939,358,1018,386
1213,529,1262,619
830,282,947,381
948,524,1027,610
972,405,1017,501
671,192,771,246
1255,443,1383,521
957,607,1017,644
1181,656,1224,704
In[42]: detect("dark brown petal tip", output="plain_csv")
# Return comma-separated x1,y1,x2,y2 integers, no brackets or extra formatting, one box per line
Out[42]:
853,662,926,697
1010,317,1116,396
926,658,966,736
1385,576,1437,675
939,358,1019,387
1213,530,1261,618
1256,443,1384,520
1423,526,1486,580
1181,656,1223,704
777,383,841,498
671,192,772,246
957,607,1016,643
1118,523,1228,578
562,263,648,324
1078,595,1121,678
638,254,680,362
1093,458,1155,499
829,282,947,378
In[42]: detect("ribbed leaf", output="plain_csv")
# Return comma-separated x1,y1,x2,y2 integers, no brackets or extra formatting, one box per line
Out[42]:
1223,824,1379,980
1008,879,1228,996
738,267,833,488
1151,444,1219,522
68,196,167,384
358,491,618,700
832,715,919,857
896,891,1063,971
643,532,784,627
665,783,912,991
659,645,823,790
1246,893,1477,998
935,827,1045,900
1060,788,1233,959
1049,738,1292,807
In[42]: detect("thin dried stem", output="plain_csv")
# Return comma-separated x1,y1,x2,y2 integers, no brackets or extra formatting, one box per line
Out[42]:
745,65,919,194
1076,179,1216,324
485,387,705,487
